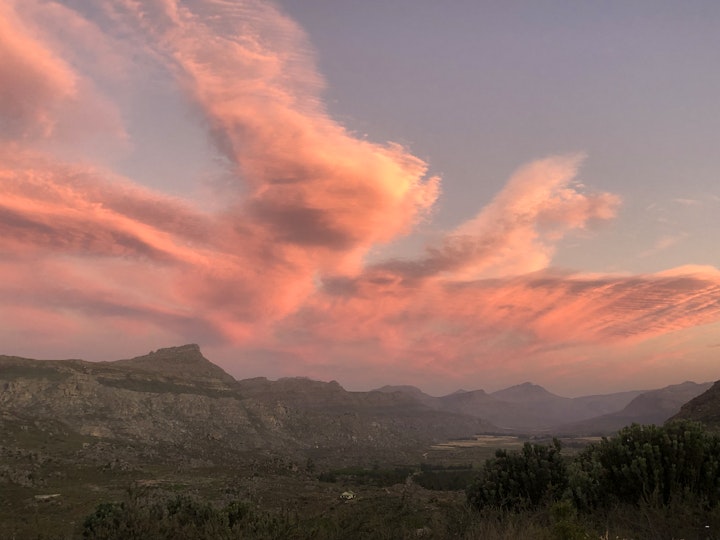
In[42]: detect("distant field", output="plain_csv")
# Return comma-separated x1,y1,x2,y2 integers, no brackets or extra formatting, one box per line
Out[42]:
431,434,524,449
424,433,599,465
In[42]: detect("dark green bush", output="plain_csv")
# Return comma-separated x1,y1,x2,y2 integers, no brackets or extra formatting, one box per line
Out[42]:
570,421,720,509
467,422,720,515
466,439,568,511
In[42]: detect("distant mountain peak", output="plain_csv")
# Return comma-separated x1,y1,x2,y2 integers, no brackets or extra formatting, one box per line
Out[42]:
110,344,235,383
508,382,541,391
491,382,561,403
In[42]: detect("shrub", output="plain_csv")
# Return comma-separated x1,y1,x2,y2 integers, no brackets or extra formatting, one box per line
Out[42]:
466,439,568,511
81,490,298,539
569,421,720,509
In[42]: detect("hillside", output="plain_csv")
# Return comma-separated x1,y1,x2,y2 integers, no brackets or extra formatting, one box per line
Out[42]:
669,380,720,431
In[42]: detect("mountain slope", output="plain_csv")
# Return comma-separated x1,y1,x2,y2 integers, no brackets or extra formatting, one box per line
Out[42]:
571,390,646,418
669,380,720,431
491,382,564,404
374,385,437,407
557,381,713,435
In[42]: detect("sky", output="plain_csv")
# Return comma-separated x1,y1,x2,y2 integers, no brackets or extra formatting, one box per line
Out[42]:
1,0,720,397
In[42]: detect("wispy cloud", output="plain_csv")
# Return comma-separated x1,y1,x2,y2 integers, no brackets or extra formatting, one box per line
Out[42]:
0,1,77,139
639,233,688,258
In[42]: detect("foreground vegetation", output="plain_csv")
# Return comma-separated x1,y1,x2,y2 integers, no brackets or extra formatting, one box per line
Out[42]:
465,421,720,539
468,421,720,511
4,421,720,539
78,487,720,539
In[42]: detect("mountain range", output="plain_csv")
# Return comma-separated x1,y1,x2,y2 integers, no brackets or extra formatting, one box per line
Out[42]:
0,345,492,467
1,344,716,466
376,380,711,433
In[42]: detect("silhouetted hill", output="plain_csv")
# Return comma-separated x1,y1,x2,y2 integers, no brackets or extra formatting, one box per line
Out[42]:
491,382,562,403
571,390,646,418
669,380,720,431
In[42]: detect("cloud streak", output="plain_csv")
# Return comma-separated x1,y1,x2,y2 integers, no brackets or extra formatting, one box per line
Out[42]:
1,0,719,393
0,0,77,139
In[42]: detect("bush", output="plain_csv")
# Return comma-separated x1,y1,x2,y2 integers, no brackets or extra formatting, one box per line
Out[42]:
81,490,297,539
466,439,568,511
569,421,720,509
82,493,230,539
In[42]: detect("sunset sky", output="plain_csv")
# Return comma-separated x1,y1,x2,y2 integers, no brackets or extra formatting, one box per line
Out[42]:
2,0,719,396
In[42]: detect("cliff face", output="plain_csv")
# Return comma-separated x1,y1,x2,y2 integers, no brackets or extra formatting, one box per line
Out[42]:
1,348,270,455
0,346,493,465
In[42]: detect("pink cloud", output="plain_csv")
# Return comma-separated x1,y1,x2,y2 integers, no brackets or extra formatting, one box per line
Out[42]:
0,0,439,343
257,267,720,392
375,155,620,281
0,147,211,261
122,0,439,270
0,1,77,139
1,0,719,395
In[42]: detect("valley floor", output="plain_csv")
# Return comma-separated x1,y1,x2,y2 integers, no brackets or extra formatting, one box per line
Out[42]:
2,433,719,539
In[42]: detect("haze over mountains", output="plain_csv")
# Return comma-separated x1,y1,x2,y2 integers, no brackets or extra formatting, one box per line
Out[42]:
2,344,715,455
377,381,711,433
